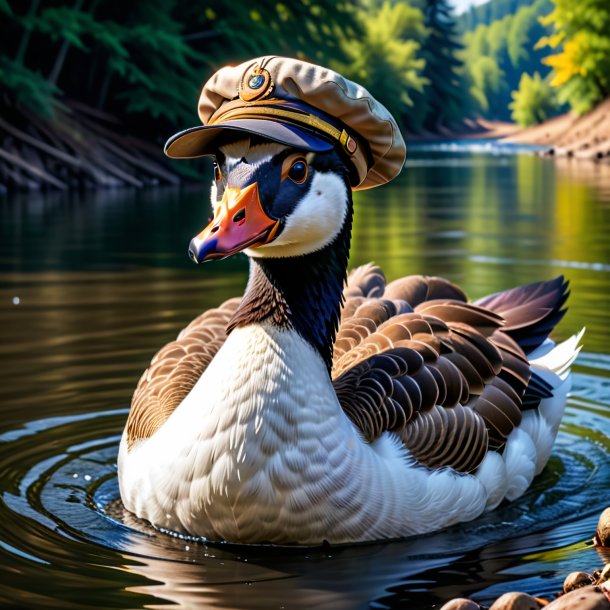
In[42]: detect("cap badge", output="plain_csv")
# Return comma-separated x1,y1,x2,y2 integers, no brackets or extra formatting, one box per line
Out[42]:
239,65,274,102
249,74,265,89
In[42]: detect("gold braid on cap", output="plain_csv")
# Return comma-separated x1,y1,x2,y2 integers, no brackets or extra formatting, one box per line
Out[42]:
207,100,359,157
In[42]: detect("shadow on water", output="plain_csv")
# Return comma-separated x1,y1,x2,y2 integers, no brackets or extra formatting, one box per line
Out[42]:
0,143,609,609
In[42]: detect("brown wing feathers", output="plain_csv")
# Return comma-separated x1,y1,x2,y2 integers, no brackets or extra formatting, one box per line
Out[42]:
333,268,537,473
127,262,558,477
474,275,569,353
401,405,489,472
126,297,240,448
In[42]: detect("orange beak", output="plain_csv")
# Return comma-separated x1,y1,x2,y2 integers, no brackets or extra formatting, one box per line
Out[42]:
188,183,280,263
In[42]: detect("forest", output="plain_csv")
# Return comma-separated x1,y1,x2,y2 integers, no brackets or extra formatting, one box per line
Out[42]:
2,0,610,189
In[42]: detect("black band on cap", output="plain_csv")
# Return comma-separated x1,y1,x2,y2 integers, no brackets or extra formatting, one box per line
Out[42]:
209,100,359,158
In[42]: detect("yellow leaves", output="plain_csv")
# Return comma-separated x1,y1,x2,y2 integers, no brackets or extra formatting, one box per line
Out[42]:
543,32,590,87
538,7,557,28
537,0,610,112
535,31,564,50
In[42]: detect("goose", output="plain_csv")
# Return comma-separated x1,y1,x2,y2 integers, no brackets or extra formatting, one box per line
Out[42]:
117,57,583,545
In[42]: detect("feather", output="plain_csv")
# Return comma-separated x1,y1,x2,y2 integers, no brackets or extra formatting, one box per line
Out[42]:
127,262,577,523
332,267,574,476
126,298,240,448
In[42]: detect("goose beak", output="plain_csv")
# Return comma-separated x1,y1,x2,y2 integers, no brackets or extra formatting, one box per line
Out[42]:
188,183,280,263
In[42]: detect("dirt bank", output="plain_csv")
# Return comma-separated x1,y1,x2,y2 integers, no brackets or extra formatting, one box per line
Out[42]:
0,95,184,194
503,98,610,161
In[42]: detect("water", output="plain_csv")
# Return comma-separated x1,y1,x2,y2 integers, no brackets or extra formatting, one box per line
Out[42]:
1,144,609,609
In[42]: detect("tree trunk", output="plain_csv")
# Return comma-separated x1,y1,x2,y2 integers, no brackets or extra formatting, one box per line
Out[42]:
97,69,113,110
47,0,84,86
15,0,41,65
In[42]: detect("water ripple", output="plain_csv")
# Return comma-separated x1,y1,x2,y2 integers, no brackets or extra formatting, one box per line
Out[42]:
0,363,608,610
1,153,609,609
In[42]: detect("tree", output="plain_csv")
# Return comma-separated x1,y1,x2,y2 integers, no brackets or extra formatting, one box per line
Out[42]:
468,56,505,114
461,22,509,117
418,0,466,131
0,0,58,115
1,0,358,132
537,0,610,114
510,72,556,126
460,0,553,120
458,0,537,32
334,1,427,132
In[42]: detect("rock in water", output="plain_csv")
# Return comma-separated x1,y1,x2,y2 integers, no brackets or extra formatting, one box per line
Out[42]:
545,584,610,609
439,599,481,610
598,564,610,584
595,508,610,547
490,592,541,609
564,571,595,593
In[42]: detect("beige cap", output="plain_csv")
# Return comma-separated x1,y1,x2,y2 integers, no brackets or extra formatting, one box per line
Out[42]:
164,56,406,191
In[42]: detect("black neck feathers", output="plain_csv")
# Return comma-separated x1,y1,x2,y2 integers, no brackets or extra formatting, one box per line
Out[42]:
227,204,353,374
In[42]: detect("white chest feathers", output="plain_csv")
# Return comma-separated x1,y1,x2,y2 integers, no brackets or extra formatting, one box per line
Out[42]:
118,324,490,544
119,324,358,542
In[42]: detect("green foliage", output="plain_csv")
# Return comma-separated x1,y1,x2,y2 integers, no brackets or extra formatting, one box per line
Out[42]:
461,0,553,120
459,0,531,32
457,0,531,33
2,0,356,129
0,56,58,116
35,6,92,50
416,0,468,131
507,4,539,66
467,56,504,113
333,2,427,128
198,0,357,64
538,0,610,114
510,72,556,126
550,75,601,116
5,0,601,144
461,20,507,116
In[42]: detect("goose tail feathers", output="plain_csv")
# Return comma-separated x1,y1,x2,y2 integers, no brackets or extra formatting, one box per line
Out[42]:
475,276,570,354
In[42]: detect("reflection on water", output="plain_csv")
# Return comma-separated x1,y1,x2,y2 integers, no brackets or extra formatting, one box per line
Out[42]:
0,145,609,609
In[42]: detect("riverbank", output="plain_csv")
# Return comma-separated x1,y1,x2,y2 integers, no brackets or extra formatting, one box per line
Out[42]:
405,119,520,142
407,100,610,164
0,96,184,194
502,99,610,162
3,97,610,194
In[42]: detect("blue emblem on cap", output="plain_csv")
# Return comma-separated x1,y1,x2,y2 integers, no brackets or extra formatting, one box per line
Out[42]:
248,74,265,89
239,65,274,101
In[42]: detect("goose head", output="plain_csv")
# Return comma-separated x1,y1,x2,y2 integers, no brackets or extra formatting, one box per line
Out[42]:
188,137,353,264
166,57,406,266
163,56,405,371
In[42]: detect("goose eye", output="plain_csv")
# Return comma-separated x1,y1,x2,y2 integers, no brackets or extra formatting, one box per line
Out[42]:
288,159,308,184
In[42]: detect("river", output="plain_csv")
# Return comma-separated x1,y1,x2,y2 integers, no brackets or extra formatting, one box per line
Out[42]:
1,142,609,609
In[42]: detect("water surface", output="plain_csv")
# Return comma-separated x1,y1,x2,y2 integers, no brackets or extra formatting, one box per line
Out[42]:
1,144,609,609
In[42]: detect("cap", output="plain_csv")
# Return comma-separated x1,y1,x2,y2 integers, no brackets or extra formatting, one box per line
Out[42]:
164,56,406,190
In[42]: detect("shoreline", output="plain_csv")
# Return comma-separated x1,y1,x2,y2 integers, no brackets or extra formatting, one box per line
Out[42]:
3,100,610,195
407,99,610,164
502,99,610,162
0,96,184,195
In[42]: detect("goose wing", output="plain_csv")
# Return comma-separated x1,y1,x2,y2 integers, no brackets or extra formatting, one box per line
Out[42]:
125,297,241,448
333,266,536,473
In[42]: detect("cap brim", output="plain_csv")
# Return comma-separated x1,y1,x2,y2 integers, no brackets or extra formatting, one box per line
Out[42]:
164,119,334,158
